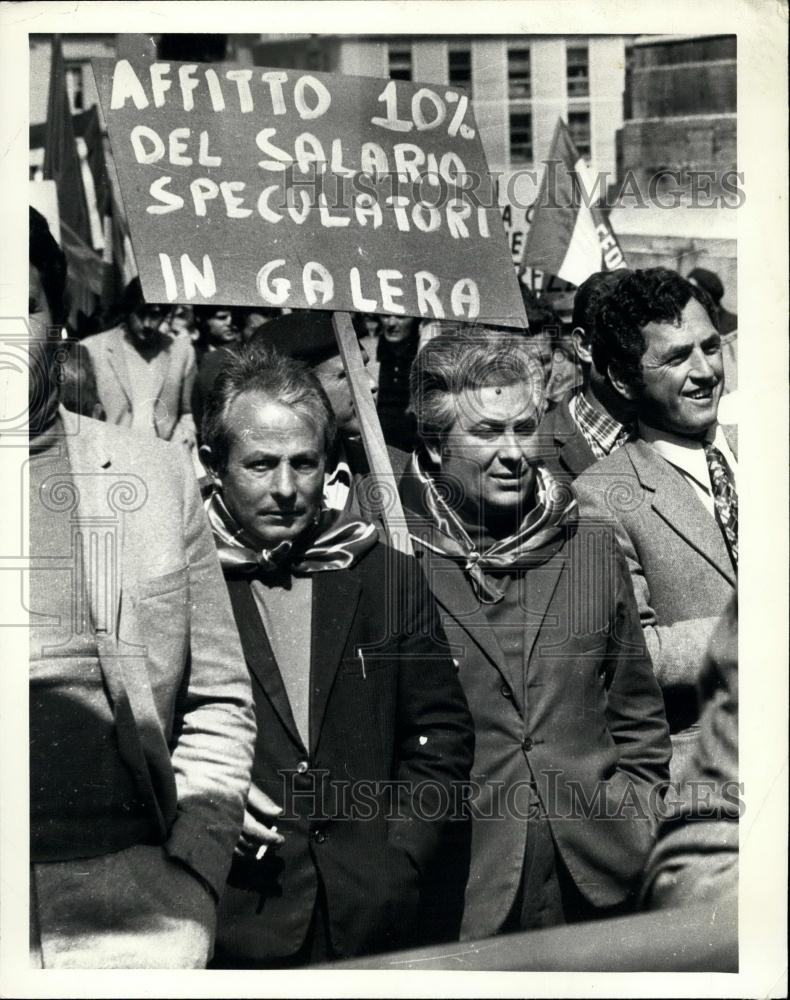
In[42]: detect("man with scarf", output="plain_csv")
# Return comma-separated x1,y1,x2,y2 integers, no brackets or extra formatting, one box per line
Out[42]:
199,343,474,966
399,327,671,942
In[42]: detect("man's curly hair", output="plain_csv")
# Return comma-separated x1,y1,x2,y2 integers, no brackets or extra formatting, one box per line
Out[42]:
592,267,717,390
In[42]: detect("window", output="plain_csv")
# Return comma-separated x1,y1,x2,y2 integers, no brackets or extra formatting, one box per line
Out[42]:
566,44,589,98
509,111,533,164
388,45,412,81
507,46,531,99
448,44,472,91
567,110,591,159
65,63,85,112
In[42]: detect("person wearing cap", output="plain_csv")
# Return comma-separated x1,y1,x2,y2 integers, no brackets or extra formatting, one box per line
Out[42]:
247,310,409,518
199,343,474,964
82,277,197,448
537,270,636,483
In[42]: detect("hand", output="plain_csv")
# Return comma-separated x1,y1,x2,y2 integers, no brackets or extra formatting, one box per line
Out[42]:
235,784,285,860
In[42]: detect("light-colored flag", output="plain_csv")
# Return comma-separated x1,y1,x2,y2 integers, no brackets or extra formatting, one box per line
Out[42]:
521,119,627,286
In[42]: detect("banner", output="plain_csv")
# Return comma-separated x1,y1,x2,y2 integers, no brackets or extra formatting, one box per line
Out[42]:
92,58,526,328
521,118,627,287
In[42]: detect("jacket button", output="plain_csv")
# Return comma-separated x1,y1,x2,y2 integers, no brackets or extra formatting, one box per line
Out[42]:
313,829,326,844
522,737,533,752
500,684,512,699
296,760,309,774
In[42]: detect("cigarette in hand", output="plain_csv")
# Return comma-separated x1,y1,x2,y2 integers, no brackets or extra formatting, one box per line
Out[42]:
256,827,278,860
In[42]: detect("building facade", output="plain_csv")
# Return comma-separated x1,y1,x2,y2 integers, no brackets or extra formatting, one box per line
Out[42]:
30,32,736,305
611,34,737,309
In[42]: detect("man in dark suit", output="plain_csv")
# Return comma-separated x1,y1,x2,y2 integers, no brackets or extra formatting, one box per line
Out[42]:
575,268,737,784
399,327,671,942
200,343,474,965
538,270,635,483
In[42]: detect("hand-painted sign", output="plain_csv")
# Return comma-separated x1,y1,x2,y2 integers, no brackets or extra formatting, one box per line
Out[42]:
92,58,526,327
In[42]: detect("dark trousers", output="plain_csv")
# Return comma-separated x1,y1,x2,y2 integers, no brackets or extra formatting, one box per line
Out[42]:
210,877,334,968
503,810,631,932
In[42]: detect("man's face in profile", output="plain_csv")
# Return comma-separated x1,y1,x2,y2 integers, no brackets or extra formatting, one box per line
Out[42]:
312,346,377,439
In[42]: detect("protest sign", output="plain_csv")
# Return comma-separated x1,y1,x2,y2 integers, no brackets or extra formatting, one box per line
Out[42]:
91,58,526,328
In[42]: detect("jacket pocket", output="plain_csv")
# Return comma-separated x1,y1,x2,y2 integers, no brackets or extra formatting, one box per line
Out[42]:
133,565,189,601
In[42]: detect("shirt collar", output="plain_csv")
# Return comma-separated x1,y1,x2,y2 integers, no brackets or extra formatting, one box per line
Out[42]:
325,457,352,489
569,391,632,455
639,420,733,489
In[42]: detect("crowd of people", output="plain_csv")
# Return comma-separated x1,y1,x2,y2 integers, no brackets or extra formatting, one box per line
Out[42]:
28,204,738,968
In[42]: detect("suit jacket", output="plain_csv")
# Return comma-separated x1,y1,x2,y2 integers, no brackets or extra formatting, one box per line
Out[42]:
214,543,475,962
537,395,597,483
574,436,737,783
400,490,671,941
83,326,196,441
57,409,256,897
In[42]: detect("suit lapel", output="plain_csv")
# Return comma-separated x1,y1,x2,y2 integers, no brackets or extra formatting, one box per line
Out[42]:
540,400,594,480
105,336,133,406
62,409,170,835
309,569,361,753
149,339,174,407
61,409,120,638
226,578,305,752
556,425,595,479
722,423,738,459
521,555,566,668
422,552,526,713
629,442,736,586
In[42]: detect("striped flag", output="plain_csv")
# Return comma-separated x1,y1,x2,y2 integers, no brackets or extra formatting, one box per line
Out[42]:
521,118,627,286
43,35,103,325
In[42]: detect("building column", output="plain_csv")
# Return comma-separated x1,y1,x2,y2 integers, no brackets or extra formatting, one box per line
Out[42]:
411,39,447,86
531,38,568,166
589,36,626,178
472,38,508,176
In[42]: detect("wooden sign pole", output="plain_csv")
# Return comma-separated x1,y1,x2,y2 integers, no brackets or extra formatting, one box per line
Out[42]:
331,311,413,557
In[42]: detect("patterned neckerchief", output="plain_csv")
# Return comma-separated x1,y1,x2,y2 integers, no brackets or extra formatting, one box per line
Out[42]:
568,391,634,461
405,452,578,604
205,491,377,577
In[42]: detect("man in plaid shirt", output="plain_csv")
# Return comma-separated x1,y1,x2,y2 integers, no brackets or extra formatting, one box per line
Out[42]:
538,271,635,481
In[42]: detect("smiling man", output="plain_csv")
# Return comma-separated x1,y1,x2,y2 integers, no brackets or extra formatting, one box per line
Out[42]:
575,268,737,786
400,327,670,942
199,343,473,965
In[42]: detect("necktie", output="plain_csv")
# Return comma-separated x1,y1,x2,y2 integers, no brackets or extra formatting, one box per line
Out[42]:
705,443,738,566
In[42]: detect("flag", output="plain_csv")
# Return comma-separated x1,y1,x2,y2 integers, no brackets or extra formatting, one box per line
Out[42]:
521,118,627,287
42,35,102,324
